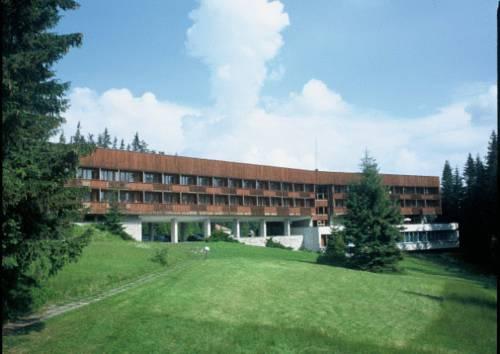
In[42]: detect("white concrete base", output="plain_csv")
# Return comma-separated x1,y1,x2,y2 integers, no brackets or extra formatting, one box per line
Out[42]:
122,217,142,241
238,235,304,250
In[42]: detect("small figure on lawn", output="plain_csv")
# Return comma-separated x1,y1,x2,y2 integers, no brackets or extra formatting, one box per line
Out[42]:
203,246,210,259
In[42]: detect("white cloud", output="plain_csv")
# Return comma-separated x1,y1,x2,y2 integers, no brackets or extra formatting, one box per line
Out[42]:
186,0,289,118
60,0,497,177
63,87,198,153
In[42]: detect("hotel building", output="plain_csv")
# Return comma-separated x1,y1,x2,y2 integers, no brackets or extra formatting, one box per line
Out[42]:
71,148,459,251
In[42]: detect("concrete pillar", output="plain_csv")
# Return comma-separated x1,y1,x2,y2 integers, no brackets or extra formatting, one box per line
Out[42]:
308,218,313,227
233,219,240,239
284,219,291,236
203,219,211,239
260,220,267,237
122,217,142,241
171,219,178,243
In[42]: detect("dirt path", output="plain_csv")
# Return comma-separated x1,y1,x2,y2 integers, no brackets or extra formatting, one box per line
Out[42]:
3,260,197,334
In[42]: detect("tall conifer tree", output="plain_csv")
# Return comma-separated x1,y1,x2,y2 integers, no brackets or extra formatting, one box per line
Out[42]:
2,0,91,319
341,152,403,272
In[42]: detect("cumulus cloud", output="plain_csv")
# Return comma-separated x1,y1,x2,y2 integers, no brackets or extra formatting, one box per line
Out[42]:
60,0,497,177
63,88,198,153
186,0,289,117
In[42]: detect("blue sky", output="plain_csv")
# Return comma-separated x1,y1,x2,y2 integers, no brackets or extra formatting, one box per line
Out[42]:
55,0,497,176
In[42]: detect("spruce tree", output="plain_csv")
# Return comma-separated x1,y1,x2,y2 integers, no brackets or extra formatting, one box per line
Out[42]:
450,166,463,222
120,139,125,150
59,132,66,144
131,132,141,151
2,0,91,320
102,128,111,148
441,161,453,221
112,137,118,149
341,152,403,272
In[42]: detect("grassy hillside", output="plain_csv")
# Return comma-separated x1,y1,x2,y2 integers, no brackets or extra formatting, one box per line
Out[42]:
4,231,497,354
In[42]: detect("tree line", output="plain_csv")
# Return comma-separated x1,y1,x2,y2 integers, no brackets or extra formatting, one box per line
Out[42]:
440,130,498,270
59,122,152,153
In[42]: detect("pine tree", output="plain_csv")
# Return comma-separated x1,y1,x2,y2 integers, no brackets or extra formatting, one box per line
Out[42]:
87,133,95,145
112,137,118,149
140,139,148,152
484,131,498,268
126,144,131,151
2,0,91,320
450,166,463,221
341,152,403,272
102,128,111,148
59,131,66,144
441,161,453,221
71,121,84,144
120,139,125,150
131,132,141,151
96,133,103,147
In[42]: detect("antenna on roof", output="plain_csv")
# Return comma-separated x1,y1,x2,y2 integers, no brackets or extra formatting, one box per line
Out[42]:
314,136,318,171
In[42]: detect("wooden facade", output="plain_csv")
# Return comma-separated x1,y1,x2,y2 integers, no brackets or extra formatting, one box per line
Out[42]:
76,148,442,222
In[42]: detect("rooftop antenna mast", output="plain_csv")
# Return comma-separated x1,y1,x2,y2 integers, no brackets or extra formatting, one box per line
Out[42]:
314,137,318,171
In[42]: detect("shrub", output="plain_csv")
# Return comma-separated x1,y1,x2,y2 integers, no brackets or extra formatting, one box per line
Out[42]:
151,248,168,266
317,232,347,266
265,237,292,250
206,229,238,243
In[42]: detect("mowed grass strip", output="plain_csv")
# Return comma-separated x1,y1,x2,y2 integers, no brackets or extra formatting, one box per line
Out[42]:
4,241,497,354
32,226,200,309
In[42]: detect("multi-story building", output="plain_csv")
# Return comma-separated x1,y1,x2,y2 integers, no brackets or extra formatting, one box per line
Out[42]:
71,148,459,251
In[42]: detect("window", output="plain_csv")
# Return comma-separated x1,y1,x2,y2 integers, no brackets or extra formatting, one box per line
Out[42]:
230,195,243,206
214,195,228,205
181,193,197,204
271,197,282,206
269,181,281,191
180,175,196,185
101,169,118,181
244,196,257,206
198,176,211,186
316,192,326,200
295,199,305,207
426,200,439,207
164,193,180,204
304,184,314,192
257,197,270,206
294,183,304,192
145,192,161,203
213,177,227,187
256,180,268,190
144,172,161,184
282,183,292,191
120,170,142,183
283,198,294,207
334,199,345,208
100,190,118,202
77,168,98,180
228,178,242,188
416,187,424,194
164,174,178,185
416,199,425,207
305,199,314,207
120,191,142,203
198,194,212,205
243,179,256,189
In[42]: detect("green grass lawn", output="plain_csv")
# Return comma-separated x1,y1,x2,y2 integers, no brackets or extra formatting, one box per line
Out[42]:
4,230,497,354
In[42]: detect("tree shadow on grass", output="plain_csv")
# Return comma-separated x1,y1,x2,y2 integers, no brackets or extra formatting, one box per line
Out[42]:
2,319,45,336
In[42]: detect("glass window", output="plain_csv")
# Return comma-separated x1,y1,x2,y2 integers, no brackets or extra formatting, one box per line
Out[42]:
256,180,268,190
180,175,196,185
144,172,161,184
164,174,178,184
269,181,281,191
100,190,118,202
228,178,242,188
145,192,161,203
305,184,314,192
77,168,98,180
244,196,257,206
119,171,142,183
198,176,211,186
243,179,256,189
101,169,118,181
230,195,243,206
214,195,228,205
164,193,180,204
271,197,282,206
213,177,227,187
120,191,142,203
199,194,212,205
181,193,197,204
